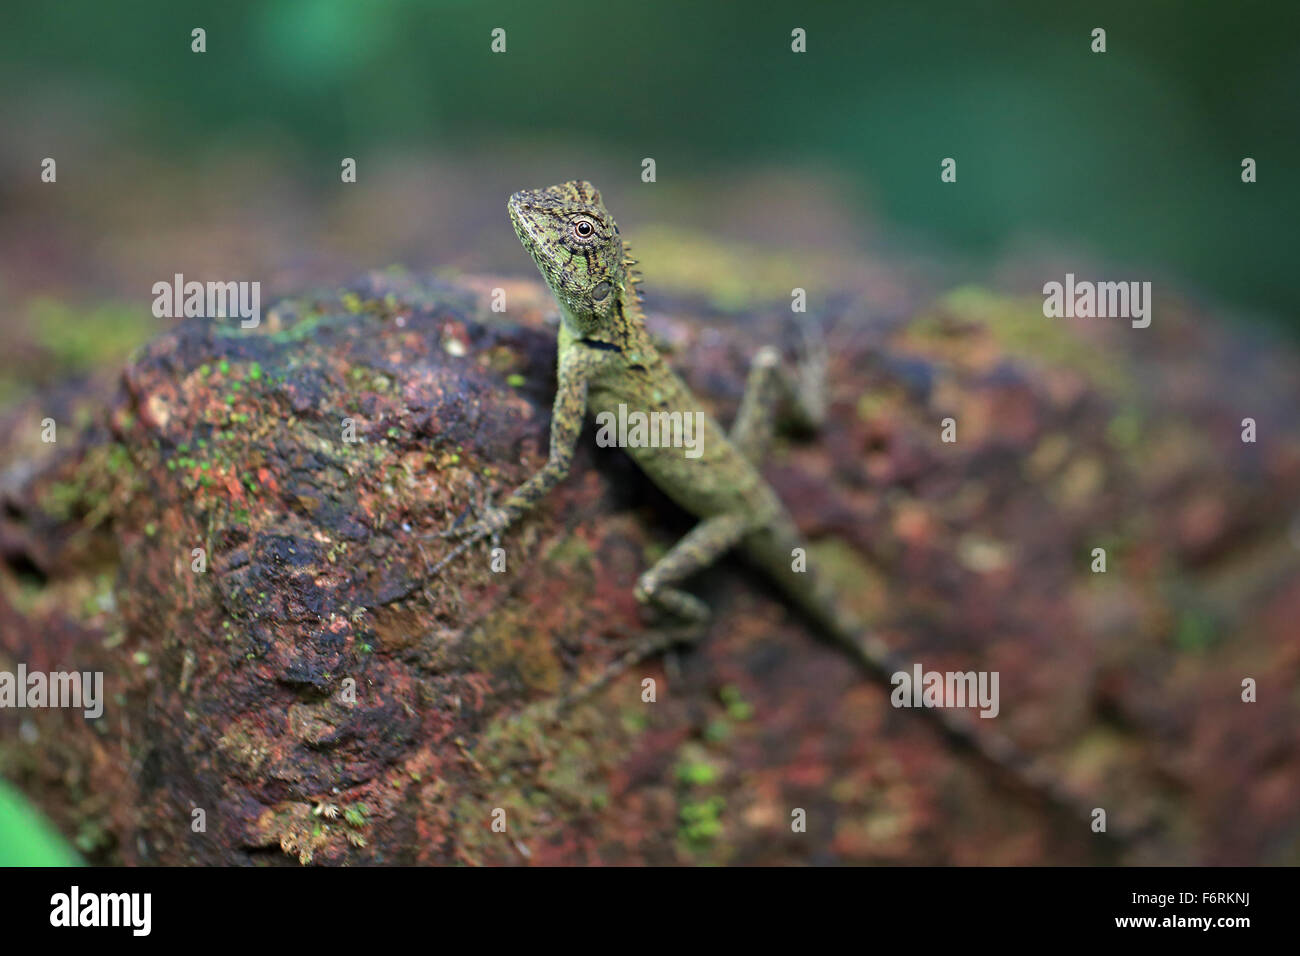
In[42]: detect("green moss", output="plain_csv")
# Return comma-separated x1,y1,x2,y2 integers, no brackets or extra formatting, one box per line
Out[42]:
934,287,1137,402
21,298,153,378
675,761,718,786
1174,609,1218,652
679,795,725,845
1107,409,1143,450
620,709,649,734
41,480,84,521
545,533,594,569
719,684,753,721
38,441,138,525
633,225,827,310
343,804,367,828
105,444,132,474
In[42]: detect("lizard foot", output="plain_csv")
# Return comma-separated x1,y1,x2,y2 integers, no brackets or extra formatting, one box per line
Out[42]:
634,581,712,625
543,622,708,720
422,479,512,578
633,581,713,680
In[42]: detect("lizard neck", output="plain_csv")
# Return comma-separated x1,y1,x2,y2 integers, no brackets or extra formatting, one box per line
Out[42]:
560,239,658,361
609,239,658,359
611,279,658,360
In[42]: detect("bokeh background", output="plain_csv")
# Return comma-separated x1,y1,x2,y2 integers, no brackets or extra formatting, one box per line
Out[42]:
2,0,1298,403
1,0,1298,864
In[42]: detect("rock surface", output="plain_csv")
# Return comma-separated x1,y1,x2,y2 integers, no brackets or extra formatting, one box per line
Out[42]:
2,268,1298,865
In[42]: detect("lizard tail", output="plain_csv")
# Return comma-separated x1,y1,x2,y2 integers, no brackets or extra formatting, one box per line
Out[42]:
741,518,1147,847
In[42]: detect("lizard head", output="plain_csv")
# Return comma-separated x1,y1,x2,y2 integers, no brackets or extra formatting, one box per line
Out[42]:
508,181,625,329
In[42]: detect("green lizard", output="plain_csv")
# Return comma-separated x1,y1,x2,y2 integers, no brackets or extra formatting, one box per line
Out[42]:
432,179,1116,836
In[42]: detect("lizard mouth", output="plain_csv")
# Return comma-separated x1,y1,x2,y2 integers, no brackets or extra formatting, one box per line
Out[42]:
507,192,557,266
507,192,538,242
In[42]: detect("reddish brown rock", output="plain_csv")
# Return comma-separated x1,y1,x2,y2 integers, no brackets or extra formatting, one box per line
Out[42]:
1,271,1298,865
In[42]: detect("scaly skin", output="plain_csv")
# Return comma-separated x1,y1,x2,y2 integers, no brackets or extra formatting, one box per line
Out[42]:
434,180,1134,845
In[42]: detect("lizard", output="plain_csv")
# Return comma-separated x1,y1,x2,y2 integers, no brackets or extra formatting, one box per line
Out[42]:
429,179,1126,841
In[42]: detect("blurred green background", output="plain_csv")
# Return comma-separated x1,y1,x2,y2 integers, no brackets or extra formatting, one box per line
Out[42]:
2,0,1296,330
0,781,80,865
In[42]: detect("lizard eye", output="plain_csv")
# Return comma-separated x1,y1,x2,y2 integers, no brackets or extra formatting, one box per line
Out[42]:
573,219,595,240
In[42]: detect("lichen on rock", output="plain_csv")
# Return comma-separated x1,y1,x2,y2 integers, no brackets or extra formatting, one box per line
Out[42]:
2,266,1299,865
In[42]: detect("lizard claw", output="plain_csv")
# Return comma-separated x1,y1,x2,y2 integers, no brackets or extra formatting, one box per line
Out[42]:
437,507,510,544
425,504,513,577
424,536,480,579
437,523,476,540
429,477,501,540
419,476,513,580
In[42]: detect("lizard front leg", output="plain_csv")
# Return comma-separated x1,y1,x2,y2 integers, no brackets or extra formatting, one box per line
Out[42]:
429,358,589,576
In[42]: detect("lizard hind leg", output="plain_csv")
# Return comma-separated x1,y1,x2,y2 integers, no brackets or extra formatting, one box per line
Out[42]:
793,312,829,428
729,319,827,464
634,513,751,624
